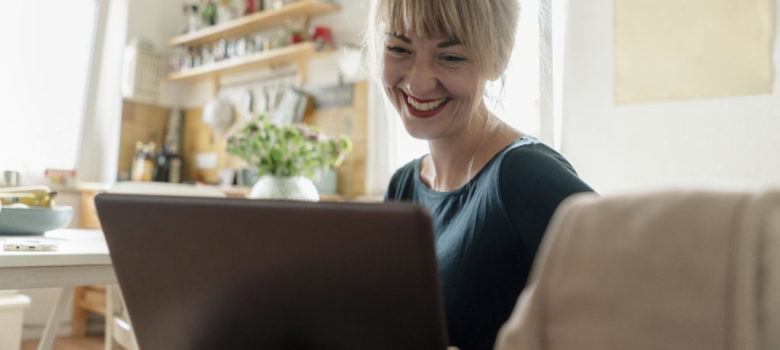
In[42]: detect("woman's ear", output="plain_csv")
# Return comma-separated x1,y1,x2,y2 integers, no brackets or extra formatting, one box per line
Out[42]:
486,70,503,83
488,60,510,82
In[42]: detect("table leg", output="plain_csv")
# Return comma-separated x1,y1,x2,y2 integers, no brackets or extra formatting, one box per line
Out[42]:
37,286,74,350
104,285,139,350
104,285,114,350
71,287,88,337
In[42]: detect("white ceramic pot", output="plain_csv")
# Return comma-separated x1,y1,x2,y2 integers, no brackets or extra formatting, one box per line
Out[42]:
249,175,320,201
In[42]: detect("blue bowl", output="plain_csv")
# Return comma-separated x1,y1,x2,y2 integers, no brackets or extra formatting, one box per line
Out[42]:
0,206,73,235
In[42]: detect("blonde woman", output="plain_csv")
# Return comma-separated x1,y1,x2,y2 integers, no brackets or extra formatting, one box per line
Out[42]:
368,1,593,349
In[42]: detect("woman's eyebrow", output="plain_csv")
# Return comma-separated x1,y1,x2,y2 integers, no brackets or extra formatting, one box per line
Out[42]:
385,34,460,47
389,33,412,43
437,39,461,48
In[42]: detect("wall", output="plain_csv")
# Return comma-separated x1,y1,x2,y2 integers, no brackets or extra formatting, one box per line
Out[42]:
561,0,780,194
126,0,184,51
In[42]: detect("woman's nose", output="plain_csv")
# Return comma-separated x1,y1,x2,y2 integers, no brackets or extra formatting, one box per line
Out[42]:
404,58,438,97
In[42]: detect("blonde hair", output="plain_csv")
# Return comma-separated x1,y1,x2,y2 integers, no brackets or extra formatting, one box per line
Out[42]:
366,0,520,80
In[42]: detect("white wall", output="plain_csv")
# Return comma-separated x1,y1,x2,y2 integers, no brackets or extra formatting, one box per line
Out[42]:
561,0,780,194
126,0,184,51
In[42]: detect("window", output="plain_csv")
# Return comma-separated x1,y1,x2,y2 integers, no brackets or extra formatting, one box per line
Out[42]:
486,0,541,135
0,1,97,184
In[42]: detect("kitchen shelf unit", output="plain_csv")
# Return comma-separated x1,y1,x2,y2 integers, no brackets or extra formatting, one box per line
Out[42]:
159,0,366,200
168,0,339,47
166,0,338,84
166,41,316,82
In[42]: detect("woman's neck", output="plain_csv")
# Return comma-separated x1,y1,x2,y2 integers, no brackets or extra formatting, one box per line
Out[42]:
420,108,521,192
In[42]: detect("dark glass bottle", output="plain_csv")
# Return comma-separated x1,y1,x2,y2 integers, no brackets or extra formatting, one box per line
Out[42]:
155,109,184,183
154,147,171,182
154,145,183,183
202,1,217,26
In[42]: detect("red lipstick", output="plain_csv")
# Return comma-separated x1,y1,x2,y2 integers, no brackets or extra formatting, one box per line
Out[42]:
401,91,450,119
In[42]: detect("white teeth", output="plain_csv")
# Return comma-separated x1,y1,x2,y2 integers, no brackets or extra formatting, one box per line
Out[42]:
406,96,447,111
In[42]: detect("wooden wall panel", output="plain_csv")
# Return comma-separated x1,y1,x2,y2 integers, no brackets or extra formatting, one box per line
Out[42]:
178,81,368,197
184,107,221,184
304,81,368,197
117,101,169,180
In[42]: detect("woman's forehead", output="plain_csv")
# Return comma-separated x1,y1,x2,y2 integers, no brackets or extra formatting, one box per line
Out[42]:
382,7,463,41
385,31,459,43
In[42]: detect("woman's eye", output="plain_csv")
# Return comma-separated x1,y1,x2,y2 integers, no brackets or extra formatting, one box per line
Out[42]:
386,46,410,55
440,55,466,63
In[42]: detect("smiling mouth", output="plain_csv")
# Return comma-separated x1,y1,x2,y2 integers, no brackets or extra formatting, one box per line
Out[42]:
401,91,451,118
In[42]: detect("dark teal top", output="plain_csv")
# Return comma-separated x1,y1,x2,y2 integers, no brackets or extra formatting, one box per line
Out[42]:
385,137,593,350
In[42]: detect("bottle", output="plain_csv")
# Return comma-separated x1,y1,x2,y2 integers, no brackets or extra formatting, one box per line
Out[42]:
202,1,217,26
131,142,156,182
169,152,183,184
154,109,184,183
183,2,202,33
154,146,171,183
217,0,236,25
154,145,184,183
244,0,258,14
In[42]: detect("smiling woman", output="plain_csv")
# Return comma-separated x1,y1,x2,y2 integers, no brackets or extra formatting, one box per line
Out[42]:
0,0,97,183
367,1,594,349
382,31,484,141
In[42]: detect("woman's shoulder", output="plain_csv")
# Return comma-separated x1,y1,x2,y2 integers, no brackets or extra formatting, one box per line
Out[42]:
384,158,420,201
499,138,578,176
496,137,593,200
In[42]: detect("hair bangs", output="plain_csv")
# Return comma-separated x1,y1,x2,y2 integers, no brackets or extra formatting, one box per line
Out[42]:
383,0,469,45
371,0,519,79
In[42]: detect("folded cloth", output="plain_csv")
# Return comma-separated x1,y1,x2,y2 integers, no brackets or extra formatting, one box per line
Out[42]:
495,190,780,350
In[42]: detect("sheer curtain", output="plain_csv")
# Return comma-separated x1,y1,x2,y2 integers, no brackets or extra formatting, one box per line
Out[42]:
0,1,98,184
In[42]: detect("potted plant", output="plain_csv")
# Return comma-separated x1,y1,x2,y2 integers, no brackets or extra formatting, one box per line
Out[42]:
227,114,352,201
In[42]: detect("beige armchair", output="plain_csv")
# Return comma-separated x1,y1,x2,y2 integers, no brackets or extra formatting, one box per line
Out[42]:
496,190,780,350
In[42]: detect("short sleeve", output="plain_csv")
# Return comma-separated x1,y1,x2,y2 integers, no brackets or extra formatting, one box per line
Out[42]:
384,160,417,202
498,146,594,259
384,169,401,201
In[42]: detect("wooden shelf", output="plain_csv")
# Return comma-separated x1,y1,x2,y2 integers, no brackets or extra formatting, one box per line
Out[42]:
168,0,339,47
166,41,316,82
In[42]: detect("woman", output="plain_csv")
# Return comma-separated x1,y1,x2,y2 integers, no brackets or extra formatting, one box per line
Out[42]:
368,0,593,349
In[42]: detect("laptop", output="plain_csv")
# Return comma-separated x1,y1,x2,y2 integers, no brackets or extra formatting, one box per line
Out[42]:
95,193,448,350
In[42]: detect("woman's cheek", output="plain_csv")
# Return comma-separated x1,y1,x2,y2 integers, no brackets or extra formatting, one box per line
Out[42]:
382,58,402,88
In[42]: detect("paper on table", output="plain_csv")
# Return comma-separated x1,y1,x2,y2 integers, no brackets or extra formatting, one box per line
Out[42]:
615,0,773,104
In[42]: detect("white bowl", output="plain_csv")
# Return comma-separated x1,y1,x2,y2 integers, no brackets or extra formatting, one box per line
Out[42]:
0,206,73,235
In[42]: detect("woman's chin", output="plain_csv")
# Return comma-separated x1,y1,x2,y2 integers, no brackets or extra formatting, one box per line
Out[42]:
401,122,444,141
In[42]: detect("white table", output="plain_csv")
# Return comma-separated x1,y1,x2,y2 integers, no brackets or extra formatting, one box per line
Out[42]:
0,229,116,350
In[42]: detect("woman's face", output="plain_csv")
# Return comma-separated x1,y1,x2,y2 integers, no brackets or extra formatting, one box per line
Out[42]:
382,31,485,140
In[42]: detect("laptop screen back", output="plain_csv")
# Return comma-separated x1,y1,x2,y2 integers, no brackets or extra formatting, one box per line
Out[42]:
96,194,448,350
